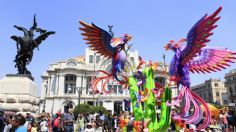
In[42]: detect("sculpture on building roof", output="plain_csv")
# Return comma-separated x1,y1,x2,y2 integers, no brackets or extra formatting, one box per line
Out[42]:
11,15,55,76
79,21,132,94
164,7,236,130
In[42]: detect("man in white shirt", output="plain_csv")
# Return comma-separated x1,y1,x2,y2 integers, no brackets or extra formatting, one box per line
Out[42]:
40,117,48,132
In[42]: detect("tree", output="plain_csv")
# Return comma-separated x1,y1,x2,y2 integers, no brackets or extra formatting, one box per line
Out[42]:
73,104,108,119
73,104,92,119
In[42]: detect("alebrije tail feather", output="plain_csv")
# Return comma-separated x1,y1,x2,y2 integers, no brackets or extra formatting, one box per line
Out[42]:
92,70,128,94
167,87,211,130
92,70,114,94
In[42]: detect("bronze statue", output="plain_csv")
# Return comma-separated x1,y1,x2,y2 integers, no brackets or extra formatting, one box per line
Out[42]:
11,15,55,76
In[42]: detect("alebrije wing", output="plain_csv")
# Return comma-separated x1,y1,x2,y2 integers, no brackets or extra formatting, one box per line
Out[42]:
79,21,116,58
189,47,236,74
180,7,222,65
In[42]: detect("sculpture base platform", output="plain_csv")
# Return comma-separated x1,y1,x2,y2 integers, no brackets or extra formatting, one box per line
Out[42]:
0,75,39,113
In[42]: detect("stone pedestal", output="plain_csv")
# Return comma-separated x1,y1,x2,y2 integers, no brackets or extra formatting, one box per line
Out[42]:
0,75,39,113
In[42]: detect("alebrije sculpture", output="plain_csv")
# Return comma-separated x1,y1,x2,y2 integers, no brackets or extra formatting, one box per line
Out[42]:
165,7,236,130
79,21,132,94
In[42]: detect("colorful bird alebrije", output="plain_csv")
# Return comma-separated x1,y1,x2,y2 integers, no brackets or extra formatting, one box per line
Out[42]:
79,21,132,94
164,7,236,130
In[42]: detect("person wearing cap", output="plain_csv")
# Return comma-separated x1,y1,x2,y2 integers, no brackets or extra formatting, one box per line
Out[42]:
64,109,74,132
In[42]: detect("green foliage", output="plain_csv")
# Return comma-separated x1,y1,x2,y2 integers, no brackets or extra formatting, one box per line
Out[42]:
73,104,108,119
73,104,92,117
91,106,108,115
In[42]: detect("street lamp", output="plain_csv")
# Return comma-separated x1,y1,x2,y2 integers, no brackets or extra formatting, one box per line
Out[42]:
68,86,84,108
93,52,96,106
43,84,48,113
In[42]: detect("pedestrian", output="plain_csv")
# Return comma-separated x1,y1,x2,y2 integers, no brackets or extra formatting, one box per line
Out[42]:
112,114,118,132
220,110,229,132
64,108,75,132
31,122,38,132
95,115,103,132
40,115,49,132
105,112,112,132
227,110,235,132
76,114,85,132
46,113,52,132
52,111,61,132
3,117,12,132
0,109,5,132
127,114,134,132
12,114,27,132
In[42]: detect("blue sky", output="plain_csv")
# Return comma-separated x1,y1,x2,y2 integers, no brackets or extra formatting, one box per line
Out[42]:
0,1,236,94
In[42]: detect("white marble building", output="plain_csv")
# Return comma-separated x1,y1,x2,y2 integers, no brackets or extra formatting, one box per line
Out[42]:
40,48,168,114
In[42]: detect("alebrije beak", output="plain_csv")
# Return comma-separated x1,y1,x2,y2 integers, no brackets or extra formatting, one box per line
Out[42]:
164,44,170,51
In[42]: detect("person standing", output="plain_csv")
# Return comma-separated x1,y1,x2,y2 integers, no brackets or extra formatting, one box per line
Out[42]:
40,115,48,132
76,114,85,132
112,114,118,132
0,109,5,132
227,110,235,132
64,109,74,132
3,117,12,132
31,122,38,132
52,111,61,132
12,114,27,132
220,110,229,132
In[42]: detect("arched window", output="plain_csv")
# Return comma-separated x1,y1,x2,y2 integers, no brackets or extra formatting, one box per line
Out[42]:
130,57,134,62
66,61,77,66
89,55,94,63
64,75,77,94
96,55,100,63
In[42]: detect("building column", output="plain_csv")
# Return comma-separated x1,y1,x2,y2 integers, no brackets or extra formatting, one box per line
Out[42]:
50,75,58,95
58,75,65,96
47,77,52,96
55,75,59,95
76,75,82,97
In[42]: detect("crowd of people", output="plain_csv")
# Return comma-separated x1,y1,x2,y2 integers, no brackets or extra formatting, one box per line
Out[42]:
169,109,236,132
0,107,236,132
0,108,128,132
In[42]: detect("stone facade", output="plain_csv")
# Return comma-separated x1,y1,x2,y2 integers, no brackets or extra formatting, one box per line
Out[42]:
191,79,228,106
40,48,168,114
224,69,236,105
0,75,39,113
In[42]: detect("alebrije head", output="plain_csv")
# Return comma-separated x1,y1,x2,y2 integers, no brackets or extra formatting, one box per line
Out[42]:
164,38,186,51
123,33,132,43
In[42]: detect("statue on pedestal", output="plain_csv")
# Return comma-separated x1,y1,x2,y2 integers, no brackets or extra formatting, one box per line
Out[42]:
11,15,55,76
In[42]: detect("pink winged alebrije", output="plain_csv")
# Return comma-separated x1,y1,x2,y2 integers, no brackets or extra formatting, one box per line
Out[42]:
180,7,222,65
189,48,236,74
164,7,235,130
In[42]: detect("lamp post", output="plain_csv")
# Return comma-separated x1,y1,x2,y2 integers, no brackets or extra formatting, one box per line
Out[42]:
43,84,47,113
93,52,96,106
68,86,84,110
